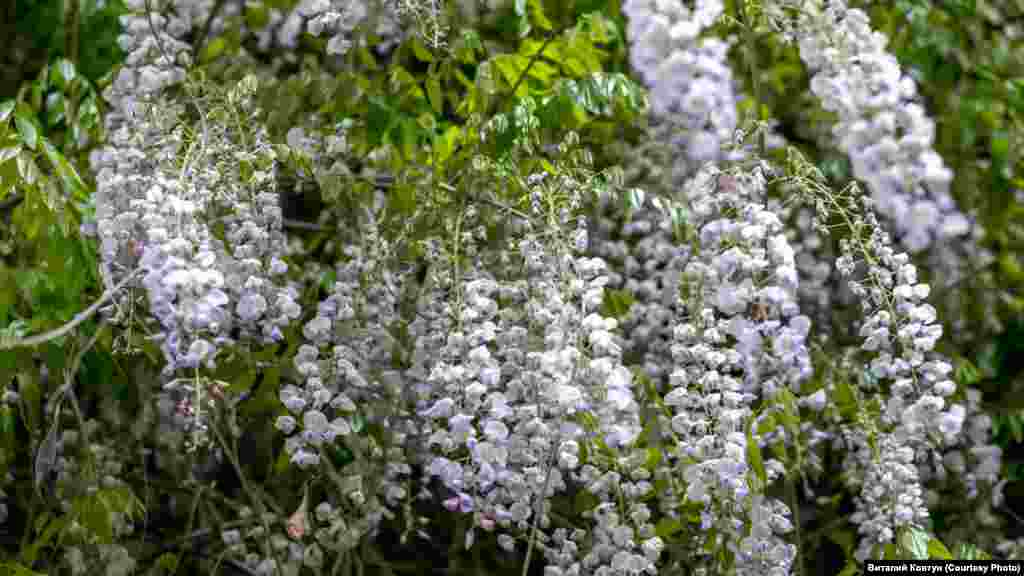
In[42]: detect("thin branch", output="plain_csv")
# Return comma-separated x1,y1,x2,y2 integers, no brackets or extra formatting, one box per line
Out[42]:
0,267,143,350
192,0,231,56
53,318,108,449
282,218,336,232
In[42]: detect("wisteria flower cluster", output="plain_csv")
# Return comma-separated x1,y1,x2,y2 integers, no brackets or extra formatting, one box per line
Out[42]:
782,152,1004,561
767,0,969,253
622,0,739,183
64,0,1020,574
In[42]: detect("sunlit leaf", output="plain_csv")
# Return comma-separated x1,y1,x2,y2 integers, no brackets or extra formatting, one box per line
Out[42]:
655,517,683,539
200,37,227,63
410,36,434,62
426,75,443,114
0,145,20,164
15,113,38,151
927,535,954,560
434,125,461,165
245,2,270,28
899,527,929,560
601,289,635,319
745,416,766,487
53,58,76,89
0,100,14,123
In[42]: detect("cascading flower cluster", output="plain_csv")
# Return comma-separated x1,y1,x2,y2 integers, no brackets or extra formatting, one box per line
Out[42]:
90,0,302,456
73,0,1021,573
767,0,969,253
796,185,971,560
270,205,419,568
294,0,403,56
660,161,805,575
407,181,649,567
622,0,739,183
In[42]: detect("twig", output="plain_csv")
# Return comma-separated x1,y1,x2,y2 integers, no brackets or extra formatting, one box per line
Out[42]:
211,420,287,576
48,318,108,458
0,267,143,350
193,0,230,56
282,217,335,232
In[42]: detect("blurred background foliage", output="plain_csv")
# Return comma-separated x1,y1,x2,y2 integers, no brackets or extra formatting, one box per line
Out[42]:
0,0,1023,573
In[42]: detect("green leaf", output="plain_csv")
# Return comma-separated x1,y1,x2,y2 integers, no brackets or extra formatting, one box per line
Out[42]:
0,562,46,576
273,444,291,474
837,560,859,576
927,535,954,560
0,145,20,164
600,289,635,319
330,443,355,468
389,184,416,216
777,388,800,437
155,553,180,572
426,76,443,115
398,118,417,160
527,0,553,31
0,405,14,436
833,377,857,419
828,529,855,554
319,269,337,292
53,59,76,89
955,542,991,560
513,0,532,37
17,372,41,433
42,139,86,200
15,114,38,151
992,130,1010,164
410,37,434,62
200,37,227,63
625,187,645,213
745,416,766,487
644,446,662,470
351,412,366,434
899,527,929,560
1008,414,1024,444
433,125,461,165
0,100,14,123
45,92,65,127
655,517,683,539
493,54,530,92
75,494,113,543
245,2,270,28
22,514,69,566
955,359,981,386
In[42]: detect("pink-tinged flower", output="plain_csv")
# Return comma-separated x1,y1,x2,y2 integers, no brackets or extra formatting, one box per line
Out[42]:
443,492,474,513
288,491,310,540
477,512,496,531
286,510,306,539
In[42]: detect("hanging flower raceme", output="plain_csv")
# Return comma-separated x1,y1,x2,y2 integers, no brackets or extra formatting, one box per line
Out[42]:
660,161,805,575
768,0,969,253
622,0,739,183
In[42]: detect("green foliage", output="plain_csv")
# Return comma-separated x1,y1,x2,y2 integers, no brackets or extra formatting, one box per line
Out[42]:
12,0,128,84
0,562,46,576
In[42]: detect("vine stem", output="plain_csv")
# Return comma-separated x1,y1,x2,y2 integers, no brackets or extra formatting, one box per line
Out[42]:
742,0,767,157
211,420,287,576
0,267,143,350
786,457,805,576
